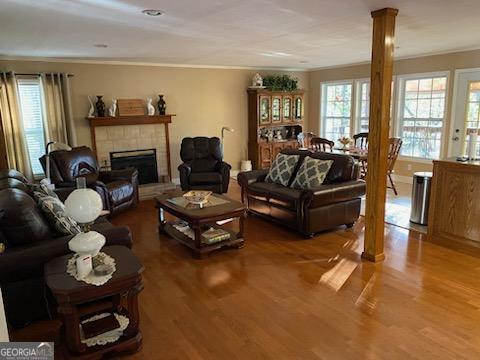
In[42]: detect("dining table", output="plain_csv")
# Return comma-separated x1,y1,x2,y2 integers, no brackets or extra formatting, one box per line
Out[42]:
332,147,368,160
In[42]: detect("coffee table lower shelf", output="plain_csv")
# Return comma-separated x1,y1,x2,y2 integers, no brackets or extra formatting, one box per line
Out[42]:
160,222,244,258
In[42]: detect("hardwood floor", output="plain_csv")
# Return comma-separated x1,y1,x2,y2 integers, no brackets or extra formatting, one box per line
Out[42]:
109,181,480,359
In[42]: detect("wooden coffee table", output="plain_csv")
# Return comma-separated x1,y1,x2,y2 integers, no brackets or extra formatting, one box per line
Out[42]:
44,246,144,359
155,192,246,258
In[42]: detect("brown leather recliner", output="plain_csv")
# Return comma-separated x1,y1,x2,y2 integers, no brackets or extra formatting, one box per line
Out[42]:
0,169,133,328
40,146,139,216
178,137,231,193
237,149,366,238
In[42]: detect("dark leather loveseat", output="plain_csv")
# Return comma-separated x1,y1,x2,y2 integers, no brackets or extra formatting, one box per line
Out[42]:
178,137,231,193
40,146,139,216
238,149,366,237
0,169,133,328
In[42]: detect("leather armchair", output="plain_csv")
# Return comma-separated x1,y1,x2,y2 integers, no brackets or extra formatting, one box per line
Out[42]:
0,170,133,328
238,149,366,237
40,146,139,216
178,137,231,193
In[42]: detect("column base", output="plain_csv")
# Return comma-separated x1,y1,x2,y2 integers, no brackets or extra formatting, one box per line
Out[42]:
361,252,385,262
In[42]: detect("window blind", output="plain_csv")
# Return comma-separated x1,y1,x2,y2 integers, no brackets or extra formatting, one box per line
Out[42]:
17,78,46,176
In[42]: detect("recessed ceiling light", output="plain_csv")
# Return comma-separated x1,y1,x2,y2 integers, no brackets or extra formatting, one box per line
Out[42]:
94,44,108,48
142,9,163,16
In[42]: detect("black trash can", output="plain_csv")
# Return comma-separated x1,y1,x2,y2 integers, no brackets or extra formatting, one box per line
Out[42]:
410,171,433,225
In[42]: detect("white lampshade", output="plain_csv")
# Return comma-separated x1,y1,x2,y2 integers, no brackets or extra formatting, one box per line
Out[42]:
65,189,103,224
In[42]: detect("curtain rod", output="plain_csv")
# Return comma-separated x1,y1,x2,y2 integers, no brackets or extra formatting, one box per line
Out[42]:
3,71,74,77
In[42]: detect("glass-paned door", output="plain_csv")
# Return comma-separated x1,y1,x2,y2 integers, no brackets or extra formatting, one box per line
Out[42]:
282,96,292,122
464,81,480,157
450,70,480,157
259,95,271,124
294,95,303,121
272,96,281,123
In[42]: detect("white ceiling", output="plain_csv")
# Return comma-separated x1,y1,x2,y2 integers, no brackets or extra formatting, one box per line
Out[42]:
1,0,480,70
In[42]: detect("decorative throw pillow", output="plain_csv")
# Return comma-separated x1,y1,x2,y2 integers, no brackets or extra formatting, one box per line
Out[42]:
265,153,300,186
34,192,81,235
290,157,333,190
27,182,59,199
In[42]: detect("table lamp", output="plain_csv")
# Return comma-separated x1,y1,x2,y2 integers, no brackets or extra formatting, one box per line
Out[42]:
65,178,105,278
42,141,72,190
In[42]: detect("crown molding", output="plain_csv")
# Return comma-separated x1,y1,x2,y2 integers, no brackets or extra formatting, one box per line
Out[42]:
307,46,480,72
0,56,307,72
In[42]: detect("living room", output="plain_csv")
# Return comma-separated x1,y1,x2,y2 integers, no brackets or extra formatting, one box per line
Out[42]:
1,1,480,359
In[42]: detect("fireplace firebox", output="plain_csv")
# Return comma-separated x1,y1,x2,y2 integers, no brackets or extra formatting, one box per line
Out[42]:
110,149,158,185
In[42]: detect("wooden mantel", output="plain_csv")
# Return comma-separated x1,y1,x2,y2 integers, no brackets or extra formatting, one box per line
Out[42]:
88,115,175,127
87,114,175,180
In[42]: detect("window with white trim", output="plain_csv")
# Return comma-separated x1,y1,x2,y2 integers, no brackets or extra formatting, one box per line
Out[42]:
321,82,352,145
17,78,47,176
356,80,370,133
354,79,395,133
396,74,447,159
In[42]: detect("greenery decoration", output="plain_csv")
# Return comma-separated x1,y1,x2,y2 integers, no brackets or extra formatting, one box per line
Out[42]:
263,75,298,91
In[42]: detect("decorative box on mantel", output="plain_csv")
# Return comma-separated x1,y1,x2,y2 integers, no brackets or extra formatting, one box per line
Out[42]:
87,115,176,199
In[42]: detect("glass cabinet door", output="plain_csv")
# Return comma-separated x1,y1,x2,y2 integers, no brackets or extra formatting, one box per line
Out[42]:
282,96,292,122
271,96,281,123
259,95,271,124
294,95,303,121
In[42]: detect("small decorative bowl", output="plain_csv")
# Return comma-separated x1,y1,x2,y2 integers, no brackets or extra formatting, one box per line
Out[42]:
183,190,212,205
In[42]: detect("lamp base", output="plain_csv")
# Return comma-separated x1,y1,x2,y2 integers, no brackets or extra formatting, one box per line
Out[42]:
68,231,106,256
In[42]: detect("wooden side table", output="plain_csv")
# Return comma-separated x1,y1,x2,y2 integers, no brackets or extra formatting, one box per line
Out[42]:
44,246,144,359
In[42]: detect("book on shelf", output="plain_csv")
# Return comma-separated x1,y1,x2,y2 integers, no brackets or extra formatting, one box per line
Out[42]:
171,221,231,244
201,228,231,244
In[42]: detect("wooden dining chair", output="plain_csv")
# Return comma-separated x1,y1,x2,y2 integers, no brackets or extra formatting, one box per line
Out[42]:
310,137,335,152
353,132,369,177
304,132,317,149
387,137,403,196
353,132,369,149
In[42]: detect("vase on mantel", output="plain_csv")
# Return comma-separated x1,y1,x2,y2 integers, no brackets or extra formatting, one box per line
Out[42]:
157,95,166,115
96,96,106,117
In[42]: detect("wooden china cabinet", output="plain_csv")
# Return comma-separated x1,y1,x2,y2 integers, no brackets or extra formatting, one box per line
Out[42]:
247,89,305,169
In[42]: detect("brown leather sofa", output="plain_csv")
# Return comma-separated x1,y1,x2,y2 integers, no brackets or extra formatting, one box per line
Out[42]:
40,146,139,216
237,149,366,237
0,169,133,328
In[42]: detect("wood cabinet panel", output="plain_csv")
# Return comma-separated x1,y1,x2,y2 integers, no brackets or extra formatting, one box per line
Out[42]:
259,143,272,169
428,160,480,247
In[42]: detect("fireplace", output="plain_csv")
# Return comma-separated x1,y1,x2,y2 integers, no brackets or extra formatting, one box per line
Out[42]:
110,149,159,185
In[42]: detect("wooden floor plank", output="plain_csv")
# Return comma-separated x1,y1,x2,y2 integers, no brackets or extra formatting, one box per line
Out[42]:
105,181,480,359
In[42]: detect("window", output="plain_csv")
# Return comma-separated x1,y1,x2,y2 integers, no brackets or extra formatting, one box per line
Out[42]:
396,74,447,159
464,81,480,156
356,80,370,133
17,78,47,176
321,82,352,145
354,79,395,133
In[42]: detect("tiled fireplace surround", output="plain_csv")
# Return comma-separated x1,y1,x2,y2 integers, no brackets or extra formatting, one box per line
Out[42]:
93,123,175,199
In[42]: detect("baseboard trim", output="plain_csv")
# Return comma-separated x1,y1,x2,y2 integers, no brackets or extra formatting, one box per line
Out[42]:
391,174,413,184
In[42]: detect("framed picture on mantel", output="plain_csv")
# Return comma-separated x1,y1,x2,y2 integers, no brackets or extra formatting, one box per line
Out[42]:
117,99,145,116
